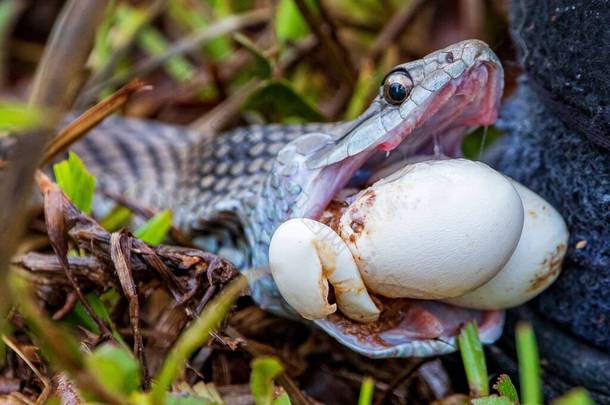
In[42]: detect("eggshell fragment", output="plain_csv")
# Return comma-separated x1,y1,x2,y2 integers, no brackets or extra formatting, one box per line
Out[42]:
445,181,568,309
269,218,380,322
338,159,524,299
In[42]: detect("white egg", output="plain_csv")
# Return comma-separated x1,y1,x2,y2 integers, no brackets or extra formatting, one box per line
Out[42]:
268,218,380,322
445,181,568,309
338,159,524,299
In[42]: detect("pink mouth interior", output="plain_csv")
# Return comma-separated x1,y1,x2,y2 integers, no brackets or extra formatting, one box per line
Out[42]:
309,62,505,348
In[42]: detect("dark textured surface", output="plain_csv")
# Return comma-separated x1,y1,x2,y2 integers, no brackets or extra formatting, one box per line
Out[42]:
510,0,610,149
493,80,610,352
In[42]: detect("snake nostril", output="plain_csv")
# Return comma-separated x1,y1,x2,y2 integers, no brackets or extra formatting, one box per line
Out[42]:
445,52,454,63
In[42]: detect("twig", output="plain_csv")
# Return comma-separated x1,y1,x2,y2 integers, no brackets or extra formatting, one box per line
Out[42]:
9,272,127,405
109,231,149,388
2,335,51,404
373,358,427,405
292,0,355,85
151,275,248,404
188,78,261,134
367,0,428,62
225,326,316,405
79,8,270,102
189,35,318,134
76,0,167,108
41,80,151,166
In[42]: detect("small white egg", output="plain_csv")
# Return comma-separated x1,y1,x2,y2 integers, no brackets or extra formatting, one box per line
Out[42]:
268,218,380,322
338,159,524,299
445,181,568,309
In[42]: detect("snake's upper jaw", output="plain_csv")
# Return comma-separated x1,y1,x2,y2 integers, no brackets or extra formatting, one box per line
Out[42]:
306,39,504,170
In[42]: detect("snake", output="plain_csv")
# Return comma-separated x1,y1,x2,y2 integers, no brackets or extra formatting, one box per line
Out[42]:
71,39,504,358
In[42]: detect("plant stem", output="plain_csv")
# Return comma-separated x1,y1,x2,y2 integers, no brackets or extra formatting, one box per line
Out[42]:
458,321,489,397
516,321,542,405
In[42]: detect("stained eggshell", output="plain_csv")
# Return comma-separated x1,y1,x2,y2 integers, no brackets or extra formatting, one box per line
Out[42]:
338,159,524,299
268,218,380,322
445,181,568,309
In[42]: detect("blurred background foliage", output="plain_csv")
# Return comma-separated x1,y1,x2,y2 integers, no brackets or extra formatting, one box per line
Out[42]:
0,0,516,155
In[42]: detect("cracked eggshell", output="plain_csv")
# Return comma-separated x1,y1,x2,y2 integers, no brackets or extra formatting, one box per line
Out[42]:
338,159,524,299
268,218,380,322
445,181,568,309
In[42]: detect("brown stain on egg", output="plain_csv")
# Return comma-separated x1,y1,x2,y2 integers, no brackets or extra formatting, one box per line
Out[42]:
319,199,348,232
528,243,567,292
345,189,376,243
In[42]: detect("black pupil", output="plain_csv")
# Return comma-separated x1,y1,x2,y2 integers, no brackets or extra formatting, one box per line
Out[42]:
389,82,407,102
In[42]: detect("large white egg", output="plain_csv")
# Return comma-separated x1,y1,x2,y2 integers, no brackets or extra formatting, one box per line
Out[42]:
445,181,568,309
338,159,524,299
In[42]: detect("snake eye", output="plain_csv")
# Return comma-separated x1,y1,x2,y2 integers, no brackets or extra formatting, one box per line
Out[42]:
382,70,413,105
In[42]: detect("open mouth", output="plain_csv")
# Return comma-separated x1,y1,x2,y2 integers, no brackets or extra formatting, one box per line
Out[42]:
299,54,506,357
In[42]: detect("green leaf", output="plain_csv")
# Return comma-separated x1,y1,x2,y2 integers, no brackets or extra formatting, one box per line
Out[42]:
358,376,375,405
516,322,542,405
471,395,515,405
85,343,140,395
458,321,489,397
243,79,325,123
250,357,284,405
0,103,45,132
275,0,310,42
493,374,519,402
53,152,96,214
134,209,173,245
551,388,595,405
233,33,272,79
99,205,133,231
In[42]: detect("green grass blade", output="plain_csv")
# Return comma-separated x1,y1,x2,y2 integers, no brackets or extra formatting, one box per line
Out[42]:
134,209,172,246
516,322,542,405
551,388,594,405
458,321,489,397
358,376,375,405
